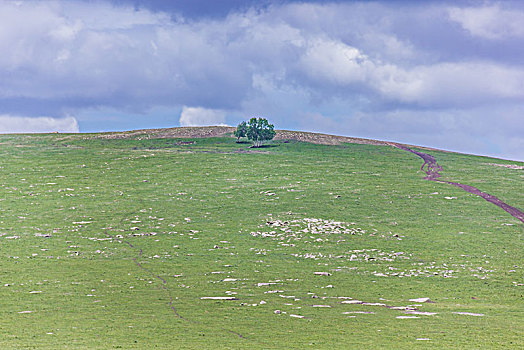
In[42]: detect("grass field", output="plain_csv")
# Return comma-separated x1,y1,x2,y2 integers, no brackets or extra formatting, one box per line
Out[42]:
0,131,522,349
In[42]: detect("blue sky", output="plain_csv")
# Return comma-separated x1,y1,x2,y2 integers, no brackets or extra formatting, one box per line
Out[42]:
0,0,523,161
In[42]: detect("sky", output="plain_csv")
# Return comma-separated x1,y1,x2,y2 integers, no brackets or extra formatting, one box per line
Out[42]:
1,0,523,161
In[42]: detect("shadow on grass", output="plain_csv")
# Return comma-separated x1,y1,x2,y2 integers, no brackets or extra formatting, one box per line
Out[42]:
248,144,279,149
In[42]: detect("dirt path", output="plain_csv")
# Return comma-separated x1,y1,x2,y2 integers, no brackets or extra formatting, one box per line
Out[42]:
392,143,524,223
104,232,185,319
104,230,246,339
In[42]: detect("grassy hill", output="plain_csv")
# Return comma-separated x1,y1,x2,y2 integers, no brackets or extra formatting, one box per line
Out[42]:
0,128,522,349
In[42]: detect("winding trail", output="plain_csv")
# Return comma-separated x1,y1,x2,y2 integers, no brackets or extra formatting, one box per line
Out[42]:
392,143,524,223
104,231,246,339
105,232,184,319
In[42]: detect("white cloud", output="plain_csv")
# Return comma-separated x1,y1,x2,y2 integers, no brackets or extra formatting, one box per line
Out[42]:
179,106,227,127
448,5,524,40
299,38,374,85
297,36,524,107
0,115,79,133
374,61,524,105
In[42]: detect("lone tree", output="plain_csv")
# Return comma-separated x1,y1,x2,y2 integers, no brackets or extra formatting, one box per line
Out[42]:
234,121,247,143
246,117,275,148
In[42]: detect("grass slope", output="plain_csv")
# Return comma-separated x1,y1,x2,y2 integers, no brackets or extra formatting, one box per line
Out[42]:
0,131,522,349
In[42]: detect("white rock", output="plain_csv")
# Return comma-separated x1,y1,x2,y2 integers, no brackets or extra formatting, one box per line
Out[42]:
453,312,484,316
390,306,414,310
341,300,363,304
405,311,437,316
200,296,237,300
408,297,431,303
257,282,276,287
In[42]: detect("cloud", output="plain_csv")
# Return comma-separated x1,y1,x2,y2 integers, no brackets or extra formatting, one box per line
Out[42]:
299,38,373,85
0,1,522,160
0,115,79,133
374,61,524,106
448,5,524,40
179,106,227,126
1,1,522,110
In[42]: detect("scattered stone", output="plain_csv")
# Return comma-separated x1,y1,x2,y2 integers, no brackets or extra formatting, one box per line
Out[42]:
312,305,331,308
289,314,305,318
396,316,419,319
390,306,416,310
274,310,281,314
341,300,363,304
18,311,33,314
453,312,484,316
200,297,238,300
408,297,431,303
257,282,277,287
486,163,524,170
314,272,331,276
34,233,52,238
405,311,437,316
343,311,375,314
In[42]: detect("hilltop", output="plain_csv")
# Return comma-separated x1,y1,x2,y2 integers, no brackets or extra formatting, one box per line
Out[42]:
78,125,433,149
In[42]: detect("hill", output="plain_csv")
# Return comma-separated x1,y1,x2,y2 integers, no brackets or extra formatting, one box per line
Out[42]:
0,127,522,349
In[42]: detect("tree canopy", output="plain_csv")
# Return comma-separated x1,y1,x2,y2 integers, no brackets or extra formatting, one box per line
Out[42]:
234,121,247,142
246,117,275,148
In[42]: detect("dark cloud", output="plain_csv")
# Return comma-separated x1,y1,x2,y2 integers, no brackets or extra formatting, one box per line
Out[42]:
113,0,272,18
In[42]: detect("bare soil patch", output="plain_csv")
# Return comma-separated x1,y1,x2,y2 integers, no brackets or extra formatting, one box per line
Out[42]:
82,126,442,151
94,126,236,140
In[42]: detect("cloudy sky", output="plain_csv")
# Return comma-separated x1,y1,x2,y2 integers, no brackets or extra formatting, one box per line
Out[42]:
1,0,523,160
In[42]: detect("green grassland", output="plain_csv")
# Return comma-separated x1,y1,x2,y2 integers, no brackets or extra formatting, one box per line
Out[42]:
0,132,522,349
